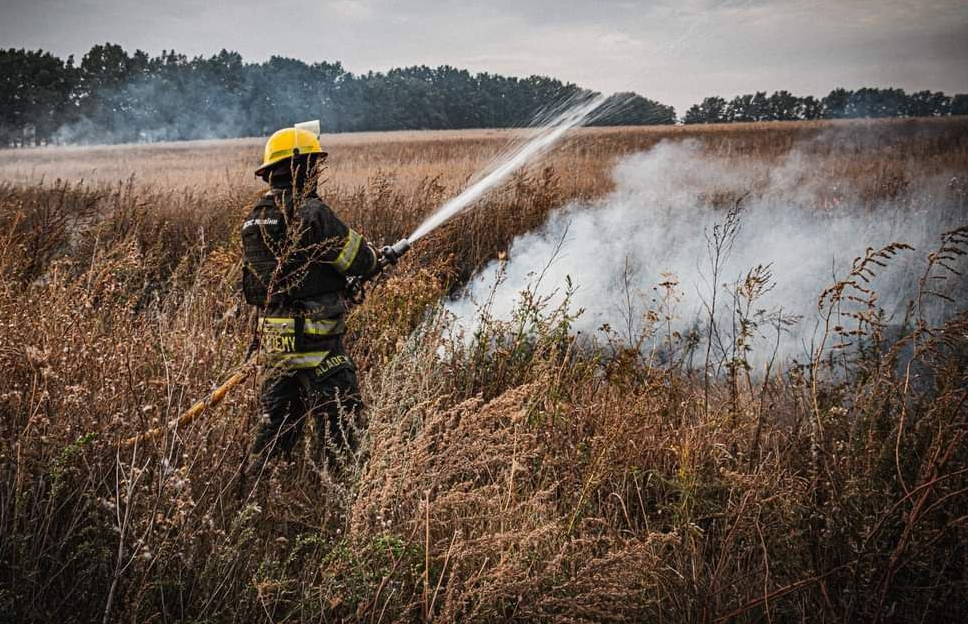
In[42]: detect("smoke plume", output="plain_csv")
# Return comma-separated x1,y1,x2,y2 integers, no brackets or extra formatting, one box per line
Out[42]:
446,138,967,367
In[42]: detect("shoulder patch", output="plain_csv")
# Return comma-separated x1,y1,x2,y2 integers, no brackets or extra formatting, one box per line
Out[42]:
242,217,280,230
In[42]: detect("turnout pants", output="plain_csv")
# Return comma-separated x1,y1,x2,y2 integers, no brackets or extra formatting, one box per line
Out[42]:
251,324,363,468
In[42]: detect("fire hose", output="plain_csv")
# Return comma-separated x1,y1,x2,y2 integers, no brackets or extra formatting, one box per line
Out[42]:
119,239,411,450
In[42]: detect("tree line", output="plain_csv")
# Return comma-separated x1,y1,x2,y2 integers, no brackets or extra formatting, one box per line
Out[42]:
0,44,675,146
2,44,965,146
683,88,968,124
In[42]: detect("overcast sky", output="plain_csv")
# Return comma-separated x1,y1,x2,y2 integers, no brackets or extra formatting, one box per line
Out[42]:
2,0,966,115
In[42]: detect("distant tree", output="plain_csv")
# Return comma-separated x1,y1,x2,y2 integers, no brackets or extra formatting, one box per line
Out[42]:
952,94,968,116
716,91,824,122
845,87,909,118
748,91,770,122
822,88,852,119
432,65,480,128
190,50,250,137
0,49,75,145
590,92,676,126
73,43,155,141
726,94,753,122
767,90,801,121
683,96,729,124
799,95,823,120
682,104,702,124
907,90,951,117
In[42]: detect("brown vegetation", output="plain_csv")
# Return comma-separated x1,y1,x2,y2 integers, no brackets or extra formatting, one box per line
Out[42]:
1,118,967,622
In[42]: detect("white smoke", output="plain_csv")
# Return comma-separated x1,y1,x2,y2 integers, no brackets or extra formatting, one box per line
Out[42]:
446,139,966,367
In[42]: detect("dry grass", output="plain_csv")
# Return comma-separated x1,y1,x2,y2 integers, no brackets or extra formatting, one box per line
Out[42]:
5,116,963,196
1,117,967,623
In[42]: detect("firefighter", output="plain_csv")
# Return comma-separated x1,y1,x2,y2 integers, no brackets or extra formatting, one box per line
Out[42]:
241,124,378,474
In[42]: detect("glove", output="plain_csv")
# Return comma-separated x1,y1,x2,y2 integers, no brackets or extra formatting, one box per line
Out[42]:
345,276,366,305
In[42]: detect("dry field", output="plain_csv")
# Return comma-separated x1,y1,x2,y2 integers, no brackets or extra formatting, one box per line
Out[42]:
1,117,967,622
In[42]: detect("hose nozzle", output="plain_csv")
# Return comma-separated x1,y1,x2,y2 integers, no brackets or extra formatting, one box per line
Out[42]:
347,238,411,305
380,238,411,266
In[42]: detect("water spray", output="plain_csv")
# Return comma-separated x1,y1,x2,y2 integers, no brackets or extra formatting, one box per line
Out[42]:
408,94,607,243
347,94,608,301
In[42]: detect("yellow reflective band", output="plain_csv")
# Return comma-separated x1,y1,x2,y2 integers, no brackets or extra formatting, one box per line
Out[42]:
261,316,343,338
265,350,330,369
304,318,342,336
331,230,362,274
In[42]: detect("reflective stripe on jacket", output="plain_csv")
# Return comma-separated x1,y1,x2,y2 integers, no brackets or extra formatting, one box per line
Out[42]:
241,188,378,308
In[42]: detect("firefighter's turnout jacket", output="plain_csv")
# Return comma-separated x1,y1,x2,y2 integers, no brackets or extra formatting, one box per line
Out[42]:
242,186,377,371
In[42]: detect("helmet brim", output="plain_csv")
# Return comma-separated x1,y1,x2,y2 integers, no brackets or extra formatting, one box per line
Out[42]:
255,151,329,178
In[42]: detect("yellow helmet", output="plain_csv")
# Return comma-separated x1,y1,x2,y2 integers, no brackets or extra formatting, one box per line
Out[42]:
255,126,325,178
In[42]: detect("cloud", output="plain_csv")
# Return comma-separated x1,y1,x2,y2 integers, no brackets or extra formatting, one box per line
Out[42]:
326,0,374,19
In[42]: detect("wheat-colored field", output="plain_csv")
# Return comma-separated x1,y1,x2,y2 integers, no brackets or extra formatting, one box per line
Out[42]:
1,118,967,622
6,117,962,194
